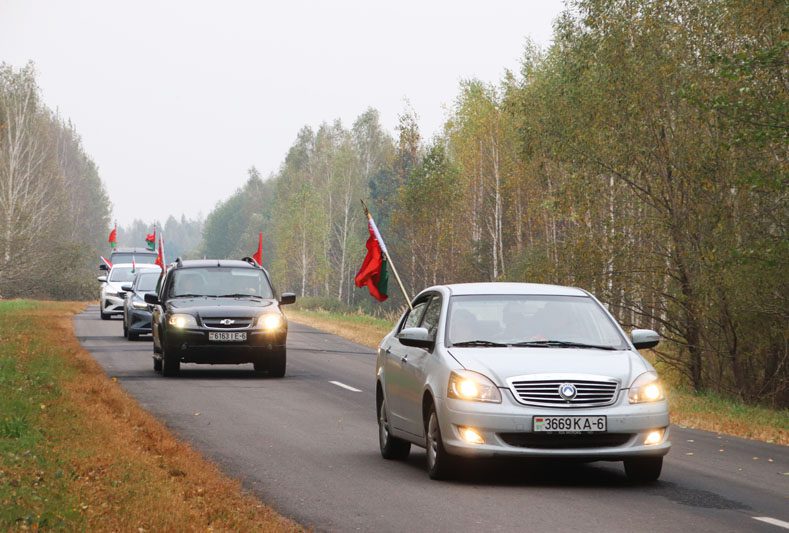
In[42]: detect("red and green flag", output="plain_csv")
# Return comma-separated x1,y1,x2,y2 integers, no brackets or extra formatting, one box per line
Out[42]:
252,232,263,266
354,220,388,302
154,233,166,272
108,225,117,249
145,227,156,251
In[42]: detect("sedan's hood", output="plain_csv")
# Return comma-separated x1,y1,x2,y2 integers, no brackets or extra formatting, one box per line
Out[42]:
447,347,648,387
167,297,276,318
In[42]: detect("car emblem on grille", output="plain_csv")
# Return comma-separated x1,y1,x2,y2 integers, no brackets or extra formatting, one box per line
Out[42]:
219,319,235,325
558,383,577,400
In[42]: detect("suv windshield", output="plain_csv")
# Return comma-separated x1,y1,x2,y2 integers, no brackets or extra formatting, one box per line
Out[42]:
111,253,157,264
109,267,138,282
446,294,627,350
169,267,273,299
136,272,160,292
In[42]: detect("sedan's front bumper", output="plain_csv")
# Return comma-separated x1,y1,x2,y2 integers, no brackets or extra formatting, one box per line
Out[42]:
127,308,152,334
437,389,670,459
102,295,124,315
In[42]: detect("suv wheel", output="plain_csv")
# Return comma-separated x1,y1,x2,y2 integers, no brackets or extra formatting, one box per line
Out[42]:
161,340,180,377
624,457,663,483
268,348,286,378
425,404,455,480
378,398,410,460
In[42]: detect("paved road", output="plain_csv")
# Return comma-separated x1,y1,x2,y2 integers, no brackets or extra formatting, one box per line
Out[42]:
74,305,788,532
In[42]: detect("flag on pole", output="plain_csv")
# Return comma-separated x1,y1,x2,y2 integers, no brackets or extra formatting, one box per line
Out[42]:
108,225,117,249
145,227,156,251
131,255,136,274
354,220,388,302
100,256,113,269
154,233,166,272
252,232,263,266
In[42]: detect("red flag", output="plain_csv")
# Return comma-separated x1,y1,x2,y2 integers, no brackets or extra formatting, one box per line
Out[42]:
100,256,113,269
354,222,388,302
252,232,263,266
145,228,156,251
108,225,117,249
154,234,166,271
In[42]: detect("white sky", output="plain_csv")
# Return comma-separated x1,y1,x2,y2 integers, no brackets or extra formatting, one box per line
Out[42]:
1,0,564,225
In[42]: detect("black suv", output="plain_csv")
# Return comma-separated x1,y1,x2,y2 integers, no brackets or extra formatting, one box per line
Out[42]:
145,258,296,377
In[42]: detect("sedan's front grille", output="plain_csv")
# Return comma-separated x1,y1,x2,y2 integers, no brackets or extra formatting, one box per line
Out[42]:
509,376,619,407
498,432,633,449
202,317,254,329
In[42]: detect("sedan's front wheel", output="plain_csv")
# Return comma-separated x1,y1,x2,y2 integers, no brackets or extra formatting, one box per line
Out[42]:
624,456,663,483
425,404,455,480
378,399,410,460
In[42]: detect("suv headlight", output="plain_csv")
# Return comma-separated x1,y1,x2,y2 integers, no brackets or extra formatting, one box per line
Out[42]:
448,370,502,403
258,313,284,331
168,314,197,329
628,372,665,403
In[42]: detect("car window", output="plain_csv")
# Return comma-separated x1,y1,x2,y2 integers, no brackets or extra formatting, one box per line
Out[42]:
136,272,160,292
109,267,137,282
401,300,429,331
420,296,442,339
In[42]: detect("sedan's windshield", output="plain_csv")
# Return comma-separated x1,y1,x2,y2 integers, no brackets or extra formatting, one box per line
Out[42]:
136,272,160,292
447,295,627,350
111,253,157,264
169,267,273,299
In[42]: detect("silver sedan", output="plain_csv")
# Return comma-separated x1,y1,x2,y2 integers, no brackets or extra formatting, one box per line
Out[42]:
376,283,670,481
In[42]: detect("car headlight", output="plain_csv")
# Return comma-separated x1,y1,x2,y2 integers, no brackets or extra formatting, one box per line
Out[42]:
447,370,502,403
168,314,197,329
628,372,665,403
132,298,148,310
258,313,284,331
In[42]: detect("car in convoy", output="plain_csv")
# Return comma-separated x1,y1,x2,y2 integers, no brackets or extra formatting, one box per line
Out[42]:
121,269,162,340
97,263,161,320
99,247,158,271
375,282,669,482
145,258,296,377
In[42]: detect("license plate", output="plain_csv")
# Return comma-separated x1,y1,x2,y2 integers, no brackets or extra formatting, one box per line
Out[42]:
208,331,247,342
533,416,607,433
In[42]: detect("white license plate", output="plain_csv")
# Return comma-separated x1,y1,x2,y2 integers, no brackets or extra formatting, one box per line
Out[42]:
208,331,247,342
533,416,607,433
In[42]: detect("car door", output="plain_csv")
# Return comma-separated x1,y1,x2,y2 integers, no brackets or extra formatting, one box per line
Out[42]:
384,297,429,434
151,270,169,353
396,294,443,437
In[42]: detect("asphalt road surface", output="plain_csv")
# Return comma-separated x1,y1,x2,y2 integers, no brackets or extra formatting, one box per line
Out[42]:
74,305,788,532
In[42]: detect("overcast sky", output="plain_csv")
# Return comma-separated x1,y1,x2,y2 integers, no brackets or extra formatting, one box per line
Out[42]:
1,0,565,225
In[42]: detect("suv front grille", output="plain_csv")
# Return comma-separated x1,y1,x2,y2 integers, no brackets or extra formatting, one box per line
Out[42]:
509,377,619,407
498,432,633,449
202,317,254,329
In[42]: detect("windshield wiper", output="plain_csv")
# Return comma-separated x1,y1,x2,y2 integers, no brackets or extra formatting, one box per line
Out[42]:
215,293,265,299
451,340,508,348
509,340,618,351
171,293,207,299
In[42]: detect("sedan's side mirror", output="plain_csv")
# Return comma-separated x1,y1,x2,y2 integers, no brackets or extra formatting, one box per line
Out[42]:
121,284,133,292
632,329,660,349
144,293,160,305
398,327,433,349
99,264,109,271
279,292,296,305
97,275,107,283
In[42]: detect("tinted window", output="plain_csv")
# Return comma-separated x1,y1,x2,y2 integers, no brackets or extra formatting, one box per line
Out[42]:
168,267,273,298
136,272,161,292
446,294,626,349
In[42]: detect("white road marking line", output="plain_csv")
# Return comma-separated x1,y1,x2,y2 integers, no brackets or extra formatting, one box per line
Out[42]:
754,517,789,530
329,381,362,392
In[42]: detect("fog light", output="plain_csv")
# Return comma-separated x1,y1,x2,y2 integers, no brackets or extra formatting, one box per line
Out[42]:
459,426,484,445
644,429,664,445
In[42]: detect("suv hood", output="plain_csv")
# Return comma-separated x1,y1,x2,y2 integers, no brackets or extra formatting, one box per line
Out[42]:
167,297,276,318
447,347,648,388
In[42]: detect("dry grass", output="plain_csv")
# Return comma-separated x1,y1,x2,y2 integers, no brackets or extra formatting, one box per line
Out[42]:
1,301,300,531
287,308,788,446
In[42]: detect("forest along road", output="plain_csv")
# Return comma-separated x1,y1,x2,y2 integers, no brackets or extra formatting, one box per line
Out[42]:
74,305,788,532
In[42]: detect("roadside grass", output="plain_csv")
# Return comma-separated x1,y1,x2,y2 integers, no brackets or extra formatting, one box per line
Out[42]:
0,299,299,531
286,308,788,446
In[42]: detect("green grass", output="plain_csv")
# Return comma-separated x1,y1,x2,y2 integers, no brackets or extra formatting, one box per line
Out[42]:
0,300,82,529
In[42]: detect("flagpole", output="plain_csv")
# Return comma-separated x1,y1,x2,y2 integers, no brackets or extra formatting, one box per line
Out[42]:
361,200,412,310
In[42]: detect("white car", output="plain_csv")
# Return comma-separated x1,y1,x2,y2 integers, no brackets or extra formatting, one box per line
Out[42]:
98,263,160,320
376,283,670,482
